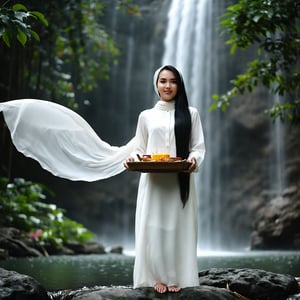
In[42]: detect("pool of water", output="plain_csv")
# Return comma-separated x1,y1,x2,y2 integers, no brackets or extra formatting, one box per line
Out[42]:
0,251,299,291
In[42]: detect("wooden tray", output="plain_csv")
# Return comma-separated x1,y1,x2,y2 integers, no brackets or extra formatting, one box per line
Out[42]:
127,160,191,173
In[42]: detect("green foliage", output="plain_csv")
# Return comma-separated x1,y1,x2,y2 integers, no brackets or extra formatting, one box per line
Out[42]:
117,0,140,16
0,3,48,47
0,177,93,246
0,0,140,109
24,0,122,110
211,0,300,123
265,100,300,122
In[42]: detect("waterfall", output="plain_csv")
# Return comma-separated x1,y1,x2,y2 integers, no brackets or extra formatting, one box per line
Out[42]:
269,95,286,196
162,0,229,250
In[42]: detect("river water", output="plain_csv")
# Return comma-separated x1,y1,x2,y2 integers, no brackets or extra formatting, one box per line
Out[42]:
0,251,299,291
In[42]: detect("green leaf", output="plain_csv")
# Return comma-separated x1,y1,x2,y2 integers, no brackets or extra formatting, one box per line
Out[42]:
230,43,238,55
17,27,27,46
2,30,11,47
12,4,28,11
15,11,29,21
0,14,10,25
257,47,262,55
29,29,40,41
17,213,27,220
209,101,218,112
212,94,219,100
29,216,41,225
30,11,49,26
253,15,260,23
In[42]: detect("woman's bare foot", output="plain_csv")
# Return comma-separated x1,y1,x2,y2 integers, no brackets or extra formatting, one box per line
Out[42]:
168,285,181,293
154,282,167,294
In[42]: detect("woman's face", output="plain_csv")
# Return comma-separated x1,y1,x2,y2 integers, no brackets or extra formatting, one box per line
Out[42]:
157,69,178,101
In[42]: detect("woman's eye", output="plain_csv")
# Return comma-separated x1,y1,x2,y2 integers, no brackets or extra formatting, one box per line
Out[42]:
159,80,176,84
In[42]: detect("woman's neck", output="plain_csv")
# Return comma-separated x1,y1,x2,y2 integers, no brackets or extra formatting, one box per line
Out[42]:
155,100,175,111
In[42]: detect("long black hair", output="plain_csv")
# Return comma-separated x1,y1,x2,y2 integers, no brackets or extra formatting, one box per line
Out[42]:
156,65,192,207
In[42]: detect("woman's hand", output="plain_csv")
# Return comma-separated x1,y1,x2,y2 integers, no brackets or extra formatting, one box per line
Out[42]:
186,157,197,173
124,157,134,169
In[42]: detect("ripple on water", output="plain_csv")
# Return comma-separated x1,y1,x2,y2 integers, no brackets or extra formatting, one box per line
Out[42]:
0,251,299,291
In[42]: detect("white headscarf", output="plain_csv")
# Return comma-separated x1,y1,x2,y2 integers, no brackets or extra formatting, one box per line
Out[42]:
153,65,165,97
153,65,184,97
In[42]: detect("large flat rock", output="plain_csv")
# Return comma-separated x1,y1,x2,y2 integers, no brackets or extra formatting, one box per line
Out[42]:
1,266,299,300
53,285,240,300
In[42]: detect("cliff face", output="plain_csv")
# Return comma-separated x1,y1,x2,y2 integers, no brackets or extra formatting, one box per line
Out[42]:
221,86,300,250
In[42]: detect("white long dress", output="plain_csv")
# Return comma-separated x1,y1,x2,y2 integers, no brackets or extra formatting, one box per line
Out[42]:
132,100,205,288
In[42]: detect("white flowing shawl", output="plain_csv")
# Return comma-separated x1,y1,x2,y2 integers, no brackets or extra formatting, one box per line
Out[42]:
0,99,135,181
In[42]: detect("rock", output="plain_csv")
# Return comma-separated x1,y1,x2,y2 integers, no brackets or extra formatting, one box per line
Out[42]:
0,267,49,300
198,268,299,300
251,185,300,250
1,267,299,300
0,227,107,259
289,291,300,300
55,285,239,300
0,227,43,258
282,186,298,197
0,248,8,260
65,241,106,254
109,246,123,254
44,243,75,255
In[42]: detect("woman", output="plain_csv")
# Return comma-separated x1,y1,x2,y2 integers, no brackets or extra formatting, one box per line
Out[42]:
0,65,205,293
125,65,205,293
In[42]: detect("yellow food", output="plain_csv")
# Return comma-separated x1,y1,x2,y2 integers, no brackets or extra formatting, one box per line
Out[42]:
151,152,170,161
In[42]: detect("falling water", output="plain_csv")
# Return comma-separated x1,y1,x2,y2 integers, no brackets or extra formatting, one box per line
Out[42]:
269,95,286,196
162,0,225,250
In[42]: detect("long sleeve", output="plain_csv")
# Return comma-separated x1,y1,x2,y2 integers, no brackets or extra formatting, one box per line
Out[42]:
188,107,205,171
131,111,148,160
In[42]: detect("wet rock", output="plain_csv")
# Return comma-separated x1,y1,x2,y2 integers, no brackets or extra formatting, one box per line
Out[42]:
109,246,123,254
198,268,299,300
251,185,300,250
0,267,49,300
289,292,300,300
65,241,106,255
0,227,43,258
57,285,239,300
1,267,299,300
0,227,106,259
0,248,8,260
49,269,300,299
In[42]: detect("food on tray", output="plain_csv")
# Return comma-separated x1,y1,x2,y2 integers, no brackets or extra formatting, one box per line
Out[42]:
138,153,183,162
151,152,170,161
141,155,152,161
